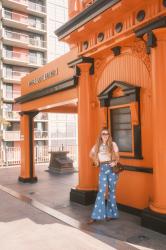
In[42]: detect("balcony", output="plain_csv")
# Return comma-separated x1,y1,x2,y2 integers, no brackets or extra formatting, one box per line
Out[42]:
3,50,29,66
2,70,28,84
1,9,46,34
29,56,46,67
3,111,20,121
2,50,45,67
27,21,46,34
1,9,28,30
34,131,48,140
27,1,46,17
2,29,46,51
2,29,29,48
3,131,20,141
1,0,46,17
3,90,21,101
1,0,28,12
28,38,47,51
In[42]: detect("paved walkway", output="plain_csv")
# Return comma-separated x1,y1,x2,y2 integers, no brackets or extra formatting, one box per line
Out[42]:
0,165,166,250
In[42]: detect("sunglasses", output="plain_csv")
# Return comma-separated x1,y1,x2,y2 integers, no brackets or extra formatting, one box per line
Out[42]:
101,133,109,136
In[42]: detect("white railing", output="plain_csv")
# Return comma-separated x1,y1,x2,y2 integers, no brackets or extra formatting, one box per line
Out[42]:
4,10,28,24
34,131,48,139
3,50,45,65
4,50,28,62
29,21,46,31
0,147,21,166
28,1,46,13
3,70,28,81
3,90,21,100
3,111,20,120
3,131,20,141
3,10,46,30
0,145,78,166
29,38,46,48
4,30,46,48
8,0,28,5
4,30,29,43
29,56,46,66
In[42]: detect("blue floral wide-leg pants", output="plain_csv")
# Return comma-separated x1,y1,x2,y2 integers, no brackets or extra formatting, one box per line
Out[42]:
91,163,119,220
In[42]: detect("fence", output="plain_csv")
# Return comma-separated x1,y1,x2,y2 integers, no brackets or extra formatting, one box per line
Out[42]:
0,145,78,167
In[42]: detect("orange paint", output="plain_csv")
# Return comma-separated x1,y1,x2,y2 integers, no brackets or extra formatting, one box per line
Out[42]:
17,0,166,215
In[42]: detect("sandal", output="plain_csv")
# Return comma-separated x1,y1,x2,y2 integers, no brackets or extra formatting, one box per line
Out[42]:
106,217,118,221
106,217,112,221
87,219,96,224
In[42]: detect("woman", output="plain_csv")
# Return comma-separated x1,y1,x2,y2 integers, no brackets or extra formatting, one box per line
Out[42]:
88,127,119,224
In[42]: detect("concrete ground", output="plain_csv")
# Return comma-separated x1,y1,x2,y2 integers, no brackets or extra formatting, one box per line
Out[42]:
0,164,166,250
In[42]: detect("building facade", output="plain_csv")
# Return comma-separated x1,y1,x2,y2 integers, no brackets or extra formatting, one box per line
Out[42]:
0,0,78,165
16,0,166,234
0,0,48,152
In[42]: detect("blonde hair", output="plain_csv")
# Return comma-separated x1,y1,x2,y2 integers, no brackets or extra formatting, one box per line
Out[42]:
90,127,119,165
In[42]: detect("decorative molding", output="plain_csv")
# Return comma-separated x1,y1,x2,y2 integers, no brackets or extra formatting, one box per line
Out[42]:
146,31,157,54
98,80,140,107
55,0,121,39
97,32,105,42
68,56,94,75
77,3,166,55
112,46,121,56
135,16,166,38
130,40,151,74
115,22,123,33
83,41,89,50
136,10,146,22
15,77,78,104
98,80,142,159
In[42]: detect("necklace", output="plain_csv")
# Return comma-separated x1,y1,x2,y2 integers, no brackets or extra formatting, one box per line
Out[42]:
101,143,107,150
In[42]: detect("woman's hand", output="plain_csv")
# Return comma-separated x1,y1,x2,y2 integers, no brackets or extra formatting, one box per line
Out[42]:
109,161,117,167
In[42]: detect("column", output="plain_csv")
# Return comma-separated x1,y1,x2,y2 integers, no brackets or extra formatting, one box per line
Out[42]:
19,112,37,183
70,63,98,204
142,28,166,234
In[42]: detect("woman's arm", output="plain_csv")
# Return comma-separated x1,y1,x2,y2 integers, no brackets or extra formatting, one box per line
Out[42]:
110,142,119,167
89,145,99,166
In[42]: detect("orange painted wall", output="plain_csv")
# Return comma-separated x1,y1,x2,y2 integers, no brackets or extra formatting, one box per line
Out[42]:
21,49,77,96
86,49,153,209
21,87,78,112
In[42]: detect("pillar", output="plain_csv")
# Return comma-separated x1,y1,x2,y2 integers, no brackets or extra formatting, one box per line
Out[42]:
141,28,166,234
70,63,98,204
19,112,37,183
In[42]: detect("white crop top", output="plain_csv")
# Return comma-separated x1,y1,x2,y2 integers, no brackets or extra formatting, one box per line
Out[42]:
90,142,119,162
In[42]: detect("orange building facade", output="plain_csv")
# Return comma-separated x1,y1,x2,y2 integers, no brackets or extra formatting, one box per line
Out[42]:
16,0,166,234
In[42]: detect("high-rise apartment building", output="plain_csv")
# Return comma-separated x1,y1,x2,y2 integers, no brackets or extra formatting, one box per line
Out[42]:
0,0,48,152
47,0,68,61
0,0,77,165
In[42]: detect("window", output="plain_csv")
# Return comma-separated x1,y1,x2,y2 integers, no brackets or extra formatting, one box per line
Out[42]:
4,103,13,112
4,66,13,78
98,81,142,159
111,107,132,152
5,142,14,147
5,84,13,99
29,51,37,64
